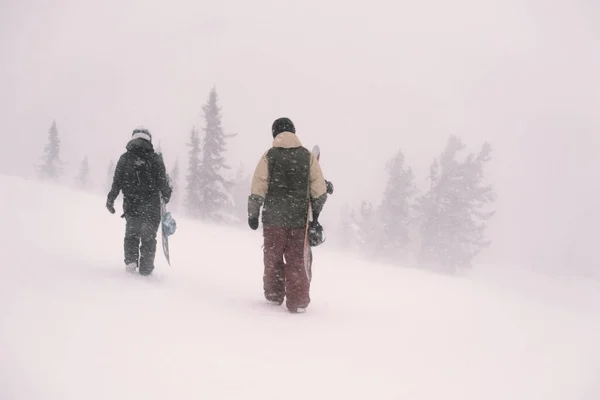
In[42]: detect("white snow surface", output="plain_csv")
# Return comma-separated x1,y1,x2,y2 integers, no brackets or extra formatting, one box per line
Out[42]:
0,175,599,400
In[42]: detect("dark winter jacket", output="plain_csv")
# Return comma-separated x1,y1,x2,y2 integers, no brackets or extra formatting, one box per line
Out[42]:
107,138,172,220
248,132,327,229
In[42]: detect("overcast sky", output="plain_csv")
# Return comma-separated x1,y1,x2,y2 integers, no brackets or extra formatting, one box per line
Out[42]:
1,0,599,271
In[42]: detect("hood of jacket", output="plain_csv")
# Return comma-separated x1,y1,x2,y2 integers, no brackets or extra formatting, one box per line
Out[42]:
272,131,302,149
126,137,154,154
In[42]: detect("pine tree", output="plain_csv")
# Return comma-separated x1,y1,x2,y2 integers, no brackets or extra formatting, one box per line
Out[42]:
75,156,91,189
185,126,202,217
417,135,496,273
197,87,236,222
37,120,63,181
353,201,380,256
337,203,357,249
169,158,180,210
377,150,417,261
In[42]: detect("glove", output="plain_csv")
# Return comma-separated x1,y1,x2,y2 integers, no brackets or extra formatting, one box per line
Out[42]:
308,220,325,247
325,180,334,195
106,200,115,214
248,216,259,230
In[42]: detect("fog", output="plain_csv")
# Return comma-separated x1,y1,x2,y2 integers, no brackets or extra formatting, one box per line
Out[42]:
2,174,598,400
2,0,600,273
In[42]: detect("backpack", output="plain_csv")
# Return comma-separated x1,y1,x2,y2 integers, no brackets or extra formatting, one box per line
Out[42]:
121,151,158,198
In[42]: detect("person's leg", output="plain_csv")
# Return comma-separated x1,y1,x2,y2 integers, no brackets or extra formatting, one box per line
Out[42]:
263,225,286,304
284,228,311,312
139,217,160,276
124,216,142,272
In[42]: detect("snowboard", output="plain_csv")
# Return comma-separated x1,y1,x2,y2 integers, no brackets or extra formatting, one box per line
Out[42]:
303,145,320,281
152,151,175,266
160,197,171,265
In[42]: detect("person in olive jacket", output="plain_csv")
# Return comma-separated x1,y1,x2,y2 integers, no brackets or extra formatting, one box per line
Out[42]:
248,117,328,313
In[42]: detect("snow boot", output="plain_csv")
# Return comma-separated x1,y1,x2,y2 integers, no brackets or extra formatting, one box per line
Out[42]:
265,293,284,306
125,262,137,273
288,307,306,314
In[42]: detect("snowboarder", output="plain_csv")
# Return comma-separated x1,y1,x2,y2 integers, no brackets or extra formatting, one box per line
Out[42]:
248,117,328,313
106,127,172,275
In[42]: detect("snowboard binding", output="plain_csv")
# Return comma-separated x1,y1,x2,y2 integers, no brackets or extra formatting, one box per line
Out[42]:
162,211,177,236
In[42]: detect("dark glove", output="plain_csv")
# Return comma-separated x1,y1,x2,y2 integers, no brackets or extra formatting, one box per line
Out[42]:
248,216,259,230
325,180,334,195
308,220,325,247
106,200,115,214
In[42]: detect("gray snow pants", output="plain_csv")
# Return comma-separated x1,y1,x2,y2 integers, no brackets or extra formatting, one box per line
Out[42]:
124,215,161,275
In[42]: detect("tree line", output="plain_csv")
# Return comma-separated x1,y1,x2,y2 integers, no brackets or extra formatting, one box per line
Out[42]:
35,87,247,221
35,88,496,273
338,136,495,273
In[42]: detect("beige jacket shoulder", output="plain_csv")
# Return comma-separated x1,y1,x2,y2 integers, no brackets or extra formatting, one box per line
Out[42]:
250,132,327,199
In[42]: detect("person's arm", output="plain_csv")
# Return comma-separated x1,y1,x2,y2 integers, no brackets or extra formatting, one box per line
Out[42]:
106,154,126,213
247,152,269,229
309,154,327,221
155,154,172,203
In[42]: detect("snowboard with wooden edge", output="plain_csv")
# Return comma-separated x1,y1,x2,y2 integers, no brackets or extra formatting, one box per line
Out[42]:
303,145,320,281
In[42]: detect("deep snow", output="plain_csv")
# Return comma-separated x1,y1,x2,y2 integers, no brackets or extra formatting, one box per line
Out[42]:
0,175,598,399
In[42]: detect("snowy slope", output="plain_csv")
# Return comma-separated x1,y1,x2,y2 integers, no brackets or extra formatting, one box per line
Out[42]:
0,175,598,400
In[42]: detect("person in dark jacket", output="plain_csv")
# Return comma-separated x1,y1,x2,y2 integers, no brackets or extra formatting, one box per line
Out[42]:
106,127,172,275
248,117,328,313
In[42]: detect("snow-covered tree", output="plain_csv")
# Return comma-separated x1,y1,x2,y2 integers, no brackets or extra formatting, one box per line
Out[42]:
169,158,180,210
37,120,63,181
337,203,358,249
353,201,381,256
417,135,496,273
196,87,236,222
75,156,91,189
377,150,417,260
185,126,202,217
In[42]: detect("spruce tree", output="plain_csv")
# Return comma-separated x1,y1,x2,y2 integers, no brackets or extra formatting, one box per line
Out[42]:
354,201,379,256
197,87,236,222
185,126,202,217
417,135,495,273
75,156,90,189
37,120,63,181
377,150,417,260
337,203,357,249
169,158,180,210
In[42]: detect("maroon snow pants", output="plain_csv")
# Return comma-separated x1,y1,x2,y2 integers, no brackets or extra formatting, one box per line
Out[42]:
263,225,311,311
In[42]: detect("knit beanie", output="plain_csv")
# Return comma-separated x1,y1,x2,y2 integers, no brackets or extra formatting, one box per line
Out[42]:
132,127,152,142
271,117,295,138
